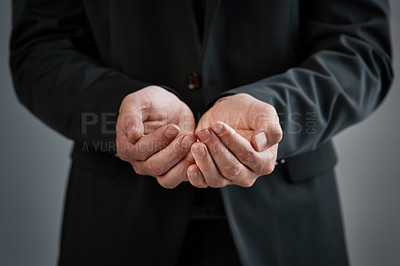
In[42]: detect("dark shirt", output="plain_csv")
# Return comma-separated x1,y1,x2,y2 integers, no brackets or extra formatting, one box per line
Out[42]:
190,0,226,220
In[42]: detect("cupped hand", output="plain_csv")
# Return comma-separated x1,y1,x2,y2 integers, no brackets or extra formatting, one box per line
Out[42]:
187,93,282,188
116,86,196,188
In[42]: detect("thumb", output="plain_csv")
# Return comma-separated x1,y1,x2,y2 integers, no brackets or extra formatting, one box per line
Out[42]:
119,113,144,144
251,114,282,152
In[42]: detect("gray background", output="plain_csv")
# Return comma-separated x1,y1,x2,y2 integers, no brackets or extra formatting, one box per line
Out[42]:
0,1,399,265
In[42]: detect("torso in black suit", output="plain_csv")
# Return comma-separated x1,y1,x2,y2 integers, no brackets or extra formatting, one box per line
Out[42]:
10,0,392,265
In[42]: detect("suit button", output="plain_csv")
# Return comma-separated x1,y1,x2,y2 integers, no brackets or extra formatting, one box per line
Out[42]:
186,73,201,90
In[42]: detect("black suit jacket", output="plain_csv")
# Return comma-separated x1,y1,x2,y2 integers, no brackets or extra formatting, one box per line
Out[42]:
10,0,392,265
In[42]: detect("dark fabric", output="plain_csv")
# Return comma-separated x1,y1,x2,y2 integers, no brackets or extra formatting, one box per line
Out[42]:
176,219,242,266
10,0,392,158
9,1,393,266
285,140,337,182
222,167,349,266
60,154,195,266
191,188,226,219
191,0,207,44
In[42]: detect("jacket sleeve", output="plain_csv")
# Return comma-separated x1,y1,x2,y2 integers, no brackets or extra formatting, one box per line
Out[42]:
9,0,161,153
216,0,393,159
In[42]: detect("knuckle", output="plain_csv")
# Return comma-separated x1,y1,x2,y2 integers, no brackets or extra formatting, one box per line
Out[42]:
126,128,141,142
266,104,276,113
132,148,147,161
208,179,225,188
146,161,165,176
117,147,132,163
240,178,256,188
132,164,146,176
221,163,241,179
218,183,228,188
260,162,275,175
116,149,128,161
150,167,165,177
116,140,128,162
158,179,178,189
226,129,239,144
207,140,223,154
270,127,283,143
241,150,257,164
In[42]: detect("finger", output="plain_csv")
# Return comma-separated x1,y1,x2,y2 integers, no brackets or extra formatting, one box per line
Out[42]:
129,124,180,161
118,113,144,144
191,142,231,188
143,120,169,135
251,112,282,151
182,151,195,182
116,127,136,162
209,122,272,175
156,152,196,189
133,134,196,177
196,127,254,187
187,164,208,188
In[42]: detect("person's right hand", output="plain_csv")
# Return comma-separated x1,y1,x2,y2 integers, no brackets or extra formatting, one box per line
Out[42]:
116,86,196,188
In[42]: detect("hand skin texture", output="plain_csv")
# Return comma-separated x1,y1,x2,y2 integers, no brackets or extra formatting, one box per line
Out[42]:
188,93,282,188
116,87,282,189
116,86,196,189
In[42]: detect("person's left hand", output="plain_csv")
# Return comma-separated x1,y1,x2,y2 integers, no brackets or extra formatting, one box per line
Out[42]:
187,93,282,188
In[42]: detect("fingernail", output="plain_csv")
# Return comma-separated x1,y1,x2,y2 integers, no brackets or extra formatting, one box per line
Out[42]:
164,126,179,139
197,128,211,142
181,135,195,149
255,132,268,151
211,124,224,136
187,169,199,179
192,147,206,159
